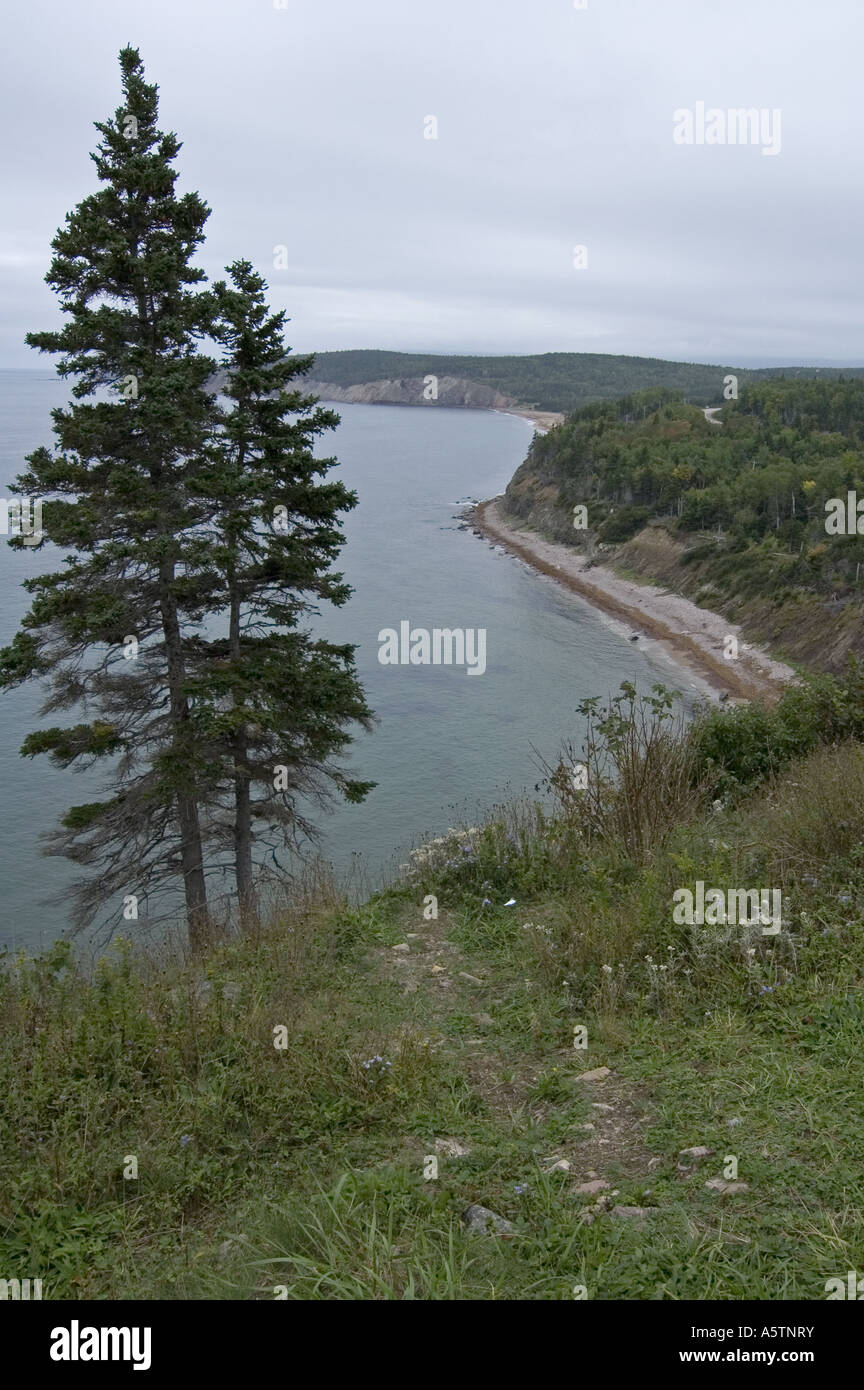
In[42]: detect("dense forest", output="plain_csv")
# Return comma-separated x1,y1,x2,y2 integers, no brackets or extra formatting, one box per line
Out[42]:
502,378,864,670
304,348,864,416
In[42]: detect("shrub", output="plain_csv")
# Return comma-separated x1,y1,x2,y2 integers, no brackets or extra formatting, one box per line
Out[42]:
541,682,703,862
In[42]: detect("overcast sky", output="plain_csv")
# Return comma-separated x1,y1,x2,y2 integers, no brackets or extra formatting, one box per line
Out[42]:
2,0,862,368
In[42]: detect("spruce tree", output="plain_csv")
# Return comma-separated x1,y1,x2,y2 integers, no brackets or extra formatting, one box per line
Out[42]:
191,260,374,919
0,48,219,949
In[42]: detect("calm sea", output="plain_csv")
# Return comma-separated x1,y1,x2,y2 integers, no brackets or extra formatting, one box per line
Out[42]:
0,369,699,953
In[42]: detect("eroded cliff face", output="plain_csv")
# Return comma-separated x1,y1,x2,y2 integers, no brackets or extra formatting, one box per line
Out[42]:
304,375,518,410
502,469,864,678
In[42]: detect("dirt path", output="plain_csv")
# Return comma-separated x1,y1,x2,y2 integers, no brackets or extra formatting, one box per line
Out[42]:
366,898,659,1211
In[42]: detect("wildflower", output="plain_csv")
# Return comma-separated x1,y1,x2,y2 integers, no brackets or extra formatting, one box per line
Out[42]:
180,1135,193,1147
602,964,613,975
514,1183,529,1195
482,898,492,907
362,1055,391,1071
760,985,773,994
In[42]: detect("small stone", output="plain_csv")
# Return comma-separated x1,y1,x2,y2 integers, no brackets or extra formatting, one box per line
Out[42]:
459,972,484,984
611,1205,654,1222
705,1178,749,1195
574,1178,610,1195
430,964,447,974
472,1012,494,1027
679,1146,714,1160
218,1233,246,1262
591,1102,615,1111
462,1204,515,1236
576,1068,612,1082
435,1138,471,1157
544,1158,571,1173
392,943,410,953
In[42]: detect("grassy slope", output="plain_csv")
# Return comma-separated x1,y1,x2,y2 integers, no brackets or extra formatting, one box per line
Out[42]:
3,731,864,1300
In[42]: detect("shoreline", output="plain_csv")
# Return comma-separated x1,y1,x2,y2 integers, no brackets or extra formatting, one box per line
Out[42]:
470,500,797,703
495,407,566,433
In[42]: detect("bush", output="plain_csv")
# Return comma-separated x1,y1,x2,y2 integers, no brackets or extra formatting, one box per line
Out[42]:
691,659,864,795
541,682,703,862
597,505,652,543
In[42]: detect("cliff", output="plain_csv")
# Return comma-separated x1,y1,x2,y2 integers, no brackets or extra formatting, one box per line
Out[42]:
304,375,518,411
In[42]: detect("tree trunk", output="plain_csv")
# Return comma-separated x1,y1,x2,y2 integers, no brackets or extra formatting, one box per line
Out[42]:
229,566,256,924
158,558,211,952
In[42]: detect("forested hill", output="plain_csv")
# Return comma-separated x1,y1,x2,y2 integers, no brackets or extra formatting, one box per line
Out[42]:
502,378,864,673
301,349,864,415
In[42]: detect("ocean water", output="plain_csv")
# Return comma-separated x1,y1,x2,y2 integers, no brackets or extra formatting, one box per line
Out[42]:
0,370,699,953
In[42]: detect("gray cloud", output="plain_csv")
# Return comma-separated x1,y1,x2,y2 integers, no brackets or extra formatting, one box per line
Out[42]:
2,0,862,366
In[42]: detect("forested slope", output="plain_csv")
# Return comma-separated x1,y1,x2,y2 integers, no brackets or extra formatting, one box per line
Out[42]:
303,349,864,416
502,379,864,672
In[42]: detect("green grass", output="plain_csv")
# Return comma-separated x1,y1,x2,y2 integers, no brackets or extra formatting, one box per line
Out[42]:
2,706,864,1299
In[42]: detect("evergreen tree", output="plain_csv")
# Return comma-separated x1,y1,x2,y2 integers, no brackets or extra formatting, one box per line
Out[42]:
0,48,219,949
192,260,374,918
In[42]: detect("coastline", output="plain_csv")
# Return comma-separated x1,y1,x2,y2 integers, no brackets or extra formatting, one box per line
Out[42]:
496,407,566,433
470,499,797,702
